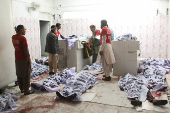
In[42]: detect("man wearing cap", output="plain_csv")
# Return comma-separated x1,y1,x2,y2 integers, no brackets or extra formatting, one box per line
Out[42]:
55,23,65,39
96,20,115,81
45,25,59,75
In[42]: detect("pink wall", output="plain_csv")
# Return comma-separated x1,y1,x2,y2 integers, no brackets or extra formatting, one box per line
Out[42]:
54,16,168,59
14,17,41,60
13,15,169,60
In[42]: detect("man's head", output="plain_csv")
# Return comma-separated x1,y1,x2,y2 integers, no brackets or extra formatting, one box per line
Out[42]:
16,25,26,35
90,25,96,32
56,23,61,30
101,20,107,29
51,25,56,31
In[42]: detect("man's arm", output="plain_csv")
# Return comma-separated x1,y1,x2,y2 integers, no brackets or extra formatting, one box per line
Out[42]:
99,29,106,55
23,47,31,66
60,35,65,39
22,37,31,66
100,35,106,55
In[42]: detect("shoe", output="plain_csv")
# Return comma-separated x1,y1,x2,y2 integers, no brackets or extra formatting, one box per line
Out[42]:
49,72,55,75
153,100,168,106
102,76,111,81
24,90,34,95
56,92,65,99
131,100,142,106
66,93,77,100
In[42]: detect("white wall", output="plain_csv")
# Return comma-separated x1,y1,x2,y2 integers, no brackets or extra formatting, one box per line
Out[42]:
0,0,16,88
13,0,54,20
168,1,170,58
54,0,169,20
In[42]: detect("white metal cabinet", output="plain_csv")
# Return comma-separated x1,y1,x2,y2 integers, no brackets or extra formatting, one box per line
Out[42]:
112,41,140,76
58,40,92,72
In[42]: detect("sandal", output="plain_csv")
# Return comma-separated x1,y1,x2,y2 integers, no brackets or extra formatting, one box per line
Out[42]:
24,90,34,95
102,76,111,81
131,100,142,106
153,100,168,106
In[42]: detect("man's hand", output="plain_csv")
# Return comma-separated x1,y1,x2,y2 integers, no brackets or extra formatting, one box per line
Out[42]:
100,51,103,55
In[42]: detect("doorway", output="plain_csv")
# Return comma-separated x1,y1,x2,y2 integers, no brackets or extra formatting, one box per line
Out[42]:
40,20,50,56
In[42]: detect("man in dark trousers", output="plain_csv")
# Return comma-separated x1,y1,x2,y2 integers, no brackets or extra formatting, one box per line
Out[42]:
45,25,60,75
12,25,34,95
89,25,100,63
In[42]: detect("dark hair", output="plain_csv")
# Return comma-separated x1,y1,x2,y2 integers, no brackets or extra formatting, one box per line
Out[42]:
17,25,24,32
51,25,56,29
90,25,96,28
101,20,107,26
56,23,61,27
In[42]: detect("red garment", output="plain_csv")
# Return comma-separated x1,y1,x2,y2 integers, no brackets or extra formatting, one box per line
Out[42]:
100,27,111,45
93,30,100,36
55,30,61,37
12,34,28,60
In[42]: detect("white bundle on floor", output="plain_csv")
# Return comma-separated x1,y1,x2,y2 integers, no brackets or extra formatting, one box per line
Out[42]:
0,92,20,113
31,67,76,92
83,63,103,72
57,71,98,101
118,73,148,101
31,62,49,79
139,58,170,74
119,58,170,101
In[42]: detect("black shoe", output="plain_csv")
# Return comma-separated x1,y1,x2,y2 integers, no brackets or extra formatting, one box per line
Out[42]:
153,100,168,106
102,76,111,81
66,93,77,100
131,100,142,106
56,92,65,99
49,72,55,75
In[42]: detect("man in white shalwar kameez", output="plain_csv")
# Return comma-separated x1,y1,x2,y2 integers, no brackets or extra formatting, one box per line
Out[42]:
96,20,115,81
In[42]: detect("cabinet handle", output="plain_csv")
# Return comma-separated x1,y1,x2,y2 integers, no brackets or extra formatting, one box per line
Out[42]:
128,51,136,53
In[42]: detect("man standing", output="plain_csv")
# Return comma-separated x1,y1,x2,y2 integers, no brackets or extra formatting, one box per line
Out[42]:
12,25,34,95
55,23,65,39
90,25,100,63
96,20,115,81
45,25,59,75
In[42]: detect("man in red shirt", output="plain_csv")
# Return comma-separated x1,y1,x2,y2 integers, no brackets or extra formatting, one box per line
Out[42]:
96,20,115,81
55,23,65,39
12,25,34,95
90,25,100,63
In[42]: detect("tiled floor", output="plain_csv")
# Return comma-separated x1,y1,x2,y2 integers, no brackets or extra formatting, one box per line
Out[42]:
7,71,170,113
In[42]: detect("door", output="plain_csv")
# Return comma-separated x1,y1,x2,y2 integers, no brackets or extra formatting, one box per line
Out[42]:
40,21,50,56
